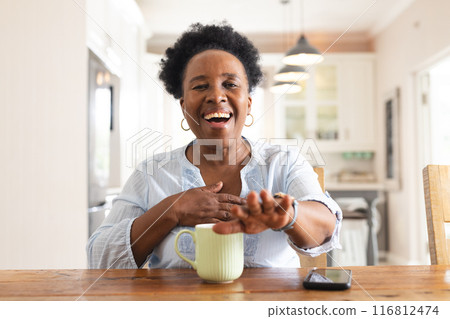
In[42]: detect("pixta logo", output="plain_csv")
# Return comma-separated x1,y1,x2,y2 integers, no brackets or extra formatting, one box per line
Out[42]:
126,128,172,175
126,131,326,175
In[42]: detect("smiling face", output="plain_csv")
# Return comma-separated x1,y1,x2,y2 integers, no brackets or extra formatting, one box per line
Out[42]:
180,50,252,142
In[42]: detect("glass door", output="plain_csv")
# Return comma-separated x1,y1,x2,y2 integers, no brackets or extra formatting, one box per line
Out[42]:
285,81,308,141
315,64,339,141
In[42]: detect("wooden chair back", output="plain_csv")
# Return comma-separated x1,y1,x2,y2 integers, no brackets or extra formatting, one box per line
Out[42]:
298,167,328,268
423,165,450,265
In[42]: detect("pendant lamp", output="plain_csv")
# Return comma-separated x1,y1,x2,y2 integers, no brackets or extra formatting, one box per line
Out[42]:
270,81,302,94
271,0,307,94
274,64,310,82
282,0,323,66
282,34,323,65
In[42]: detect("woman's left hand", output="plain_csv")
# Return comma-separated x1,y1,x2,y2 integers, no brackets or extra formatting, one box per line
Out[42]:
213,189,295,234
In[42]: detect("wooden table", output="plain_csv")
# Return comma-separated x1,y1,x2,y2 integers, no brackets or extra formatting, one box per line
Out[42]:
1,265,449,300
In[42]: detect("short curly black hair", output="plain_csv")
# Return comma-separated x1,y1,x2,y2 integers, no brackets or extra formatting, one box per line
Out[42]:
159,22,263,99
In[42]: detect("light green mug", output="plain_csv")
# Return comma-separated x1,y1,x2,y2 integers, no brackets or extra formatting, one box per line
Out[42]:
174,223,244,283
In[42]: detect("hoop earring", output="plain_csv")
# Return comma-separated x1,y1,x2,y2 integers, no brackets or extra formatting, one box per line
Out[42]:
244,114,254,127
181,118,190,131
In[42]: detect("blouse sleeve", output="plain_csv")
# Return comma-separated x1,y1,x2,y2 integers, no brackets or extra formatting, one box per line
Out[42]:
87,168,148,269
285,149,342,257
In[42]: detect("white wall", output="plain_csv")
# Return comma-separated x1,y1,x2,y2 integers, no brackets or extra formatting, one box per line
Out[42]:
0,1,88,268
375,0,450,264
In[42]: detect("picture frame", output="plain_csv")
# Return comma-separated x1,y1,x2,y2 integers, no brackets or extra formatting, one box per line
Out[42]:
384,87,401,190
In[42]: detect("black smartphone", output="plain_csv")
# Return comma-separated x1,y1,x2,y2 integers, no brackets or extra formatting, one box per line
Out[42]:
303,268,352,290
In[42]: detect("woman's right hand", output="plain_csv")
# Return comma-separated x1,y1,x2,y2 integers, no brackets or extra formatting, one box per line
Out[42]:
170,181,246,227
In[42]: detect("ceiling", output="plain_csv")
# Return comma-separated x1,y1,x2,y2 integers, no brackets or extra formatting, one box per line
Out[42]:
136,0,416,53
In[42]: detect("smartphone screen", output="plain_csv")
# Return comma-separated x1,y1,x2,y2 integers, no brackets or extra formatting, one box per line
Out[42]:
303,268,352,290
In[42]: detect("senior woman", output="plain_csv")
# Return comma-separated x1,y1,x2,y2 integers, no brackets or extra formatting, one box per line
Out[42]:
87,23,342,269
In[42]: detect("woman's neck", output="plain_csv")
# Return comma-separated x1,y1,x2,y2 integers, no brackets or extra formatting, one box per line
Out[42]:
187,137,251,167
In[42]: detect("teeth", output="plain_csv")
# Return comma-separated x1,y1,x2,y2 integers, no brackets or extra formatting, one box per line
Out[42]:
204,112,231,120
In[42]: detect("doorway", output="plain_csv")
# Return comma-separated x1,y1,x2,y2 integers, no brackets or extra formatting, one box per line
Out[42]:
416,54,450,263
418,56,450,166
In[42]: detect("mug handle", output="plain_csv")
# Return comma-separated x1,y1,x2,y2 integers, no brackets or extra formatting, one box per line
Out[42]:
174,229,197,269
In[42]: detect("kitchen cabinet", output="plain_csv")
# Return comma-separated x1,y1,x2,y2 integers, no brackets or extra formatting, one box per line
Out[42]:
283,53,376,152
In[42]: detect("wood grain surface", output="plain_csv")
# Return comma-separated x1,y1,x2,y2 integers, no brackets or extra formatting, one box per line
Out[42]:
1,266,449,301
423,165,450,265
